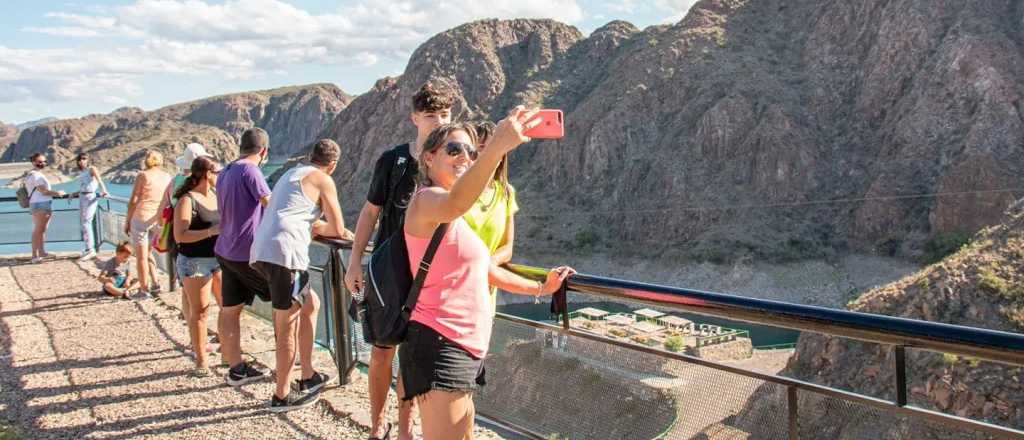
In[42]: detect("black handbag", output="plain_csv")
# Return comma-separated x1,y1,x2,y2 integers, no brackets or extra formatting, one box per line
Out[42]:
361,222,448,347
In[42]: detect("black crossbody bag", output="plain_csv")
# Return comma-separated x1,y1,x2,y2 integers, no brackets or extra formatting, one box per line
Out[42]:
361,222,449,347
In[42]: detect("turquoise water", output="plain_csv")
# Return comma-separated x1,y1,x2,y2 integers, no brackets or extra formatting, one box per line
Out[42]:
497,301,800,348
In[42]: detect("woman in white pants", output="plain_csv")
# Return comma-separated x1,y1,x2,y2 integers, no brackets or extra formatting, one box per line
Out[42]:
72,153,108,261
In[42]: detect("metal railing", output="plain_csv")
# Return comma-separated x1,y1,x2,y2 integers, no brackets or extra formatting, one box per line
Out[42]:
313,238,1024,440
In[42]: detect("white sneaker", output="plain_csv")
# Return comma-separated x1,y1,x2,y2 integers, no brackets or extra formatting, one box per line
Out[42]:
78,251,97,262
30,257,43,264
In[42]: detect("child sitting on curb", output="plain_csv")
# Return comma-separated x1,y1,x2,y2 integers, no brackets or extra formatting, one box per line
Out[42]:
98,242,139,297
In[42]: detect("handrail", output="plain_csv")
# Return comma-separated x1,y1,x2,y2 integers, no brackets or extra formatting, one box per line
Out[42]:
504,264,1024,366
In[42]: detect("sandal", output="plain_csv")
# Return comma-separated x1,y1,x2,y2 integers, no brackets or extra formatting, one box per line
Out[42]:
369,423,392,440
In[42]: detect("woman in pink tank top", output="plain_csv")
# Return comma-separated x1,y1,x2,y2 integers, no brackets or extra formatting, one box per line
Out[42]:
401,110,575,440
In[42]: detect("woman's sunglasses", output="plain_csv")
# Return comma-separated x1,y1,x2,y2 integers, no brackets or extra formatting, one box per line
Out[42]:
444,141,478,160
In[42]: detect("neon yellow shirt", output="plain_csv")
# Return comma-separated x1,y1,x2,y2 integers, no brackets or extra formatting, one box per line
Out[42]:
464,181,519,314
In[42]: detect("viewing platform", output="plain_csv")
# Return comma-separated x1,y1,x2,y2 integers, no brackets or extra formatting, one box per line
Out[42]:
2,195,1023,439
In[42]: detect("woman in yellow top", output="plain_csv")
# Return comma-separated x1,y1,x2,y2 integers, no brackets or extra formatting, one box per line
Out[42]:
464,121,518,313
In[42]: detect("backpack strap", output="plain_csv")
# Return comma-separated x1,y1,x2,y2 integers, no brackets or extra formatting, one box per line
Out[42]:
401,222,450,318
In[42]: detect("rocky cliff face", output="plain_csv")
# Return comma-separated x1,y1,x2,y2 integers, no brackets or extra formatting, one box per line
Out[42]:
309,1,1024,261
0,121,18,157
736,208,1024,439
2,84,350,181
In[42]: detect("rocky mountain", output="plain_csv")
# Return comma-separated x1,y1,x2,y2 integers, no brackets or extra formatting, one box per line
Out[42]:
0,121,17,154
305,0,1024,262
2,84,350,181
735,206,1024,439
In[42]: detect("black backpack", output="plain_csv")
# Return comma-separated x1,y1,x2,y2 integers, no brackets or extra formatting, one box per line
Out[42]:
361,222,448,347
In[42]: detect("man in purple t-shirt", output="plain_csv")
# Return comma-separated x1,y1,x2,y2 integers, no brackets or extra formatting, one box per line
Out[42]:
215,127,273,386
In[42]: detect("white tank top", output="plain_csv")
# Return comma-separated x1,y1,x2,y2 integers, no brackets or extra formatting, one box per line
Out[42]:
249,165,322,270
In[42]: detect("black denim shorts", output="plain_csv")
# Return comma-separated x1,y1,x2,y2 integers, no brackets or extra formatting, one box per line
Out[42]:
399,321,486,401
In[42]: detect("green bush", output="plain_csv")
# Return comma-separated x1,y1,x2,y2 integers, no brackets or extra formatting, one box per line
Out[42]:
923,232,972,264
979,267,1010,296
664,335,685,352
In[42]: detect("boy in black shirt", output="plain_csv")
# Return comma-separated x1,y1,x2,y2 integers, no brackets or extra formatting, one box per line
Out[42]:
345,82,453,440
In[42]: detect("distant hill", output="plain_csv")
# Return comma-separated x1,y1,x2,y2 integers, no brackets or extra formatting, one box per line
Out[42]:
1,84,351,181
0,121,17,155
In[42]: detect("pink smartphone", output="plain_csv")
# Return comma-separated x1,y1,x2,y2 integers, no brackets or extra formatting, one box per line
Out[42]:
523,109,564,140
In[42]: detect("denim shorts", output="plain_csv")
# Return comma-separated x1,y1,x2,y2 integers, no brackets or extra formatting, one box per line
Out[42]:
29,201,52,214
398,321,486,401
176,254,221,279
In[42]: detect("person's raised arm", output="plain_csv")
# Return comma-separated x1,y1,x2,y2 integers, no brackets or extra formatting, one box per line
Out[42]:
91,166,109,197
312,172,354,240
414,107,538,225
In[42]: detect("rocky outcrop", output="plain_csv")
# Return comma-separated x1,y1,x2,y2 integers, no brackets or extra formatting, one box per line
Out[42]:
2,84,351,181
0,121,17,158
736,207,1024,439
303,1,1023,262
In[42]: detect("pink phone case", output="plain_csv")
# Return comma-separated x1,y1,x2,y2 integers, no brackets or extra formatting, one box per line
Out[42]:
523,110,564,140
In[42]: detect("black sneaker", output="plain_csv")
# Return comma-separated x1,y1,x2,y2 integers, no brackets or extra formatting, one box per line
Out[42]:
225,362,267,387
269,389,319,413
294,371,337,395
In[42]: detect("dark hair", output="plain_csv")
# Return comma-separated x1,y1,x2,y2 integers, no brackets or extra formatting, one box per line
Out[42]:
115,241,132,255
473,120,510,204
412,82,454,113
417,122,478,187
173,156,218,200
240,128,269,155
309,139,341,166
29,152,45,162
76,153,89,161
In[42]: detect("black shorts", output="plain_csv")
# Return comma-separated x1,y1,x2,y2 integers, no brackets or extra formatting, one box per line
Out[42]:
252,261,311,311
217,256,271,307
399,322,486,401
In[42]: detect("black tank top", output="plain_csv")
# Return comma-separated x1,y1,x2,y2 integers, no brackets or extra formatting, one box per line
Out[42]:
177,193,220,258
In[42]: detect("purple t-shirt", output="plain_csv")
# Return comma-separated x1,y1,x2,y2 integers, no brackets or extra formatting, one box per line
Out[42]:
215,160,271,262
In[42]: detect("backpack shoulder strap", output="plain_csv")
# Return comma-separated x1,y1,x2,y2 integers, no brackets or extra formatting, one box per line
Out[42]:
401,222,449,318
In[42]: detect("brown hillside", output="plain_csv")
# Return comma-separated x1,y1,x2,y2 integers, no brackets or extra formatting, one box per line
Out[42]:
735,206,1024,439
2,84,351,181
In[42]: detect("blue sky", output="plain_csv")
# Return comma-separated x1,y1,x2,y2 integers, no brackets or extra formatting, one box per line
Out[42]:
0,0,697,124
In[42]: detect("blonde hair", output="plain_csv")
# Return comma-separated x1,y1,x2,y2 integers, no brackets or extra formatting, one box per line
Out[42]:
143,150,163,170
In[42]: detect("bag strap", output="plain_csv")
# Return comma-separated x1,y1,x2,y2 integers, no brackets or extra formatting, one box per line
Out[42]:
401,223,449,318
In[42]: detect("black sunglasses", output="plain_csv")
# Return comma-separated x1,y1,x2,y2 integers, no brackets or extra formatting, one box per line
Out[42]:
444,141,478,160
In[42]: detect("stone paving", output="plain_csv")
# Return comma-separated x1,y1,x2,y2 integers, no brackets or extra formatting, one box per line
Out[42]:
0,253,511,439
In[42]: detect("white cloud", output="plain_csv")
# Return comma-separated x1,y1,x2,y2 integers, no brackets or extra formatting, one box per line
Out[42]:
9,0,585,107
655,0,700,23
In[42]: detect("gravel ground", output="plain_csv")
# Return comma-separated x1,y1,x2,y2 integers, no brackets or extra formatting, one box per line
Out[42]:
0,256,367,440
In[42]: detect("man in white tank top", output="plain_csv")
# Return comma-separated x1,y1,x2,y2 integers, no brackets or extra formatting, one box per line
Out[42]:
250,139,355,412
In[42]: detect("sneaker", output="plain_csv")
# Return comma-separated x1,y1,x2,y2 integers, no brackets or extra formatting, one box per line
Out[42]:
149,284,162,295
130,290,153,300
30,257,43,264
269,389,319,413
78,251,97,262
190,366,212,378
226,362,268,387
294,371,337,395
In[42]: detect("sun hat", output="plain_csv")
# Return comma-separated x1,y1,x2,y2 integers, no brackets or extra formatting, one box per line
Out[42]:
175,143,210,169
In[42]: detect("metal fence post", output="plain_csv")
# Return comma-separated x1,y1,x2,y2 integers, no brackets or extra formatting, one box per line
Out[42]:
787,386,799,440
330,248,355,384
894,345,907,407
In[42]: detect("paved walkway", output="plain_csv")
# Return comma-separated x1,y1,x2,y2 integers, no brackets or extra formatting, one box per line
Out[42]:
0,256,366,439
